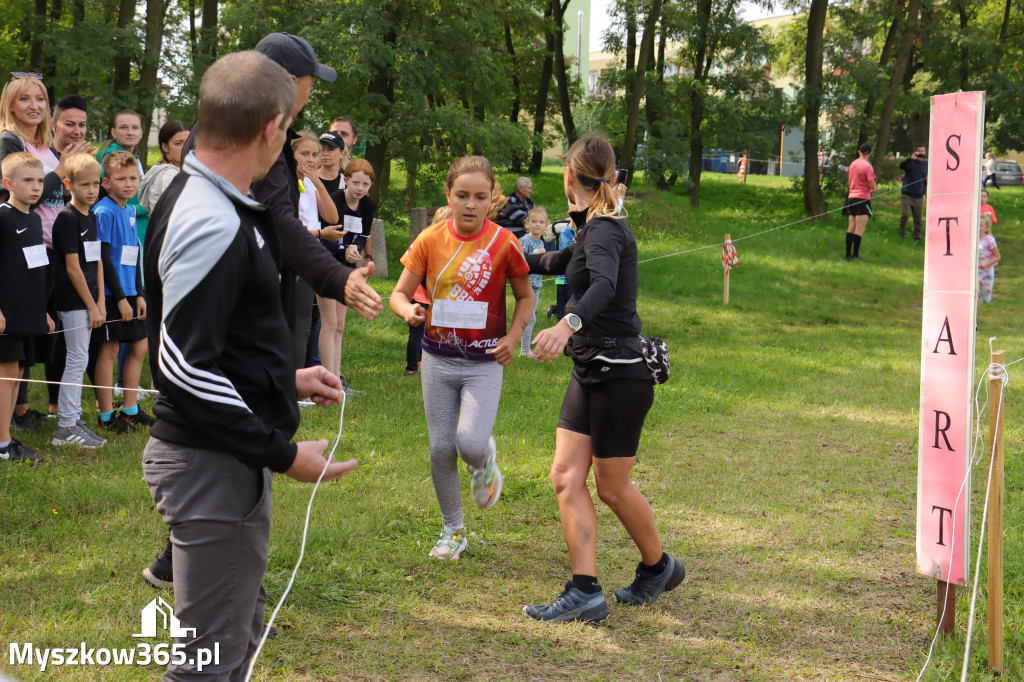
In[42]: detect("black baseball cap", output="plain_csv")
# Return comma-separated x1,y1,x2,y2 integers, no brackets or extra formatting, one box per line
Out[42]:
254,32,337,82
319,131,344,148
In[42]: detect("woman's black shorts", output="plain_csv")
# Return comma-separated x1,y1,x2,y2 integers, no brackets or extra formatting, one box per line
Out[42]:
557,376,654,458
843,197,872,217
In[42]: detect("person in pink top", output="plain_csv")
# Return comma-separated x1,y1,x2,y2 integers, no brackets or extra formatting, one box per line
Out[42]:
844,143,877,262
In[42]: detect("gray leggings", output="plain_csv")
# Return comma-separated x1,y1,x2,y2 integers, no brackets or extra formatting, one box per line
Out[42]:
421,351,504,529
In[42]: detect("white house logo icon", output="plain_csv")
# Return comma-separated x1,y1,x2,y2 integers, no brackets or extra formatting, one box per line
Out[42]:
133,597,197,638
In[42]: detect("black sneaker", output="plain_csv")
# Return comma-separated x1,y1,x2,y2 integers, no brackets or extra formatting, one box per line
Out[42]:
523,581,610,623
121,408,155,428
142,539,173,589
613,556,686,606
12,408,46,432
97,413,137,434
1,439,44,464
546,304,557,319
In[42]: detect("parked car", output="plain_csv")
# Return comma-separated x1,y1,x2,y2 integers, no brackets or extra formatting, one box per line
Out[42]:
994,160,1024,186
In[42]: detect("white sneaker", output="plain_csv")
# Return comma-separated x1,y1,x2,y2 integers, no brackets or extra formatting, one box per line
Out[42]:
429,525,469,561
470,436,503,509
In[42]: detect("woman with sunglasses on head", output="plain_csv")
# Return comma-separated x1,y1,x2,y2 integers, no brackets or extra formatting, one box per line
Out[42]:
522,135,685,623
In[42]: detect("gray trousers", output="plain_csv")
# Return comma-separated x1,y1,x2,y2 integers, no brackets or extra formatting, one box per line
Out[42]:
142,437,272,681
900,194,924,240
57,309,90,428
421,352,503,529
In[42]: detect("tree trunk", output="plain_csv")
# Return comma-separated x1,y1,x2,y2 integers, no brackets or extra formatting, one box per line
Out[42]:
29,0,47,75
68,0,85,93
624,0,636,102
874,0,921,164
188,0,197,67
992,0,1011,74
200,0,218,64
112,0,135,99
619,0,663,178
552,0,576,146
857,7,901,148
365,22,399,201
529,2,555,173
136,0,168,168
686,0,714,208
504,25,523,171
650,22,669,189
956,1,969,89
405,157,418,210
802,0,828,218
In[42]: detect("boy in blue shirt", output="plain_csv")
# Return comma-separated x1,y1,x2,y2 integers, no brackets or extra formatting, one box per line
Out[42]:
0,153,53,463
93,150,152,433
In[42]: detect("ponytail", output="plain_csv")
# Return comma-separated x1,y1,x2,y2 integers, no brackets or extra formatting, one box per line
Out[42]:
564,136,622,222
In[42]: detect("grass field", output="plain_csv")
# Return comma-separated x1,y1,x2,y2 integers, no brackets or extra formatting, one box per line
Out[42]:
1,170,1021,681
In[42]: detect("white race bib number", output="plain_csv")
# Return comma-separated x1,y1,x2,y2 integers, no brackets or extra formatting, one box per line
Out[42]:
23,244,48,269
120,244,140,267
431,299,488,330
83,240,101,262
343,214,363,234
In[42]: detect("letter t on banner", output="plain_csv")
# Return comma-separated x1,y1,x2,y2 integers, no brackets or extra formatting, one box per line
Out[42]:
916,91,984,587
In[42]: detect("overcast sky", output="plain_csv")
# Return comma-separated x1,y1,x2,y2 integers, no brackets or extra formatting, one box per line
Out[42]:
589,1,782,51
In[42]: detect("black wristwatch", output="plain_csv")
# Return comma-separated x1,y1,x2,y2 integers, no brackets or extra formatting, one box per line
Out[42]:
563,313,583,333
364,254,374,261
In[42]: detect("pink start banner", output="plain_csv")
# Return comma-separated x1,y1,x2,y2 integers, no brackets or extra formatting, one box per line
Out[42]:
916,91,985,586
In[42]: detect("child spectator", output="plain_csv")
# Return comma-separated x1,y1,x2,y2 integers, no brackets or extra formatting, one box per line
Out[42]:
0,152,52,463
138,120,190,213
97,110,148,399
980,189,997,225
389,155,534,561
50,153,107,448
292,131,338,372
93,150,151,433
316,158,376,383
978,214,1000,304
553,219,577,319
519,207,548,357
0,75,79,427
97,110,149,242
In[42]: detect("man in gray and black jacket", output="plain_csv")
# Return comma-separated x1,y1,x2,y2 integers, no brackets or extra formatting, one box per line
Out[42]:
142,51,358,681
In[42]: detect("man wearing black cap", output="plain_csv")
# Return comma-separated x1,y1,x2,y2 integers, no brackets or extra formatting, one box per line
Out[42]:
250,32,383,370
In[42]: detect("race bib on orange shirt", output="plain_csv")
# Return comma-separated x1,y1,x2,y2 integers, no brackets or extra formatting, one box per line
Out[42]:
401,219,529,361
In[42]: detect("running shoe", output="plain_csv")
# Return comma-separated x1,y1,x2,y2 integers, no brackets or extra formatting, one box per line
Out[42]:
613,555,687,606
120,408,156,428
469,436,503,509
142,539,173,589
12,408,46,432
51,422,106,449
77,421,108,446
97,413,136,434
524,581,610,623
0,439,44,464
428,525,469,561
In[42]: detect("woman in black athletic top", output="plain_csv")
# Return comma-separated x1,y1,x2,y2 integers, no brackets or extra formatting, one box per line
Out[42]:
522,135,685,623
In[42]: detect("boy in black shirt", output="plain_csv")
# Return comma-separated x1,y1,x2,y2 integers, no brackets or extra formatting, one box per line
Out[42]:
51,154,107,449
0,153,54,464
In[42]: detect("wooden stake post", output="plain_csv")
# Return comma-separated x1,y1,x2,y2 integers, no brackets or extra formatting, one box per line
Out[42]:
988,349,1005,672
723,234,730,305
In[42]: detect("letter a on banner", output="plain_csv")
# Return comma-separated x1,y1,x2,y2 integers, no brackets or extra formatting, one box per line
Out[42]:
916,91,984,586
